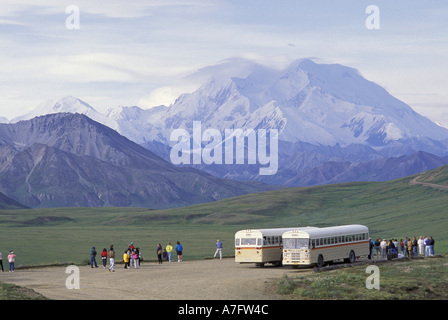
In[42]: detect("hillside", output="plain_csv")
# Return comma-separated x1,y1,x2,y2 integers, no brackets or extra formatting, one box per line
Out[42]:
140,166,448,232
0,191,27,209
409,164,448,189
0,113,276,208
0,164,446,266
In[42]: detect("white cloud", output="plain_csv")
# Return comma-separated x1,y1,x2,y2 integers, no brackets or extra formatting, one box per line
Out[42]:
0,0,447,126
138,85,197,109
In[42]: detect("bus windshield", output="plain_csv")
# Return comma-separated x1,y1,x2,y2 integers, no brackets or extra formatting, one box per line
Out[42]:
241,238,257,246
283,238,309,250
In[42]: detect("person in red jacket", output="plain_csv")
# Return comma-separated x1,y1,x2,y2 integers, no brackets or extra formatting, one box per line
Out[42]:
101,248,108,268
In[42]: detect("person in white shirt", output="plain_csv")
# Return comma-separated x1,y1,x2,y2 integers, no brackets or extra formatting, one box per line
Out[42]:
418,236,425,256
380,239,387,259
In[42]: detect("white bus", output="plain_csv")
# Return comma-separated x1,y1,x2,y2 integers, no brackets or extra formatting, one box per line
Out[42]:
282,225,370,268
235,227,316,267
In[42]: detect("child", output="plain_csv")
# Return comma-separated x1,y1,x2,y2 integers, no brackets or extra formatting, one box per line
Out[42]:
123,251,130,269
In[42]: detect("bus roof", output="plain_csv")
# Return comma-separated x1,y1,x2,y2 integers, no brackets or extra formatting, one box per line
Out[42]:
282,225,369,238
235,227,316,237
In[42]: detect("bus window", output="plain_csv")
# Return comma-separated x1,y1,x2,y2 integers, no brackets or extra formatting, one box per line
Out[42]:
236,239,240,246
283,238,295,249
241,238,256,245
284,238,309,249
258,238,262,246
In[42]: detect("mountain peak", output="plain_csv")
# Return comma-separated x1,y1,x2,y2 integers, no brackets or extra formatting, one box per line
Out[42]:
156,58,447,147
11,96,114,128
53,95,95,111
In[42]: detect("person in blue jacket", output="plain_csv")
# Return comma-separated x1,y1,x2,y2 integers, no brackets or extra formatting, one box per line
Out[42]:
214,239,223,260
90,246,98,268
175,241,183,262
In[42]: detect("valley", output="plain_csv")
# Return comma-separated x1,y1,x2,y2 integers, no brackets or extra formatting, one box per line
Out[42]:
0,164,447,267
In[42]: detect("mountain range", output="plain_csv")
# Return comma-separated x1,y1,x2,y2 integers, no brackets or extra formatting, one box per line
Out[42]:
12,59,448,149
2,57,448,208
0,113,276,208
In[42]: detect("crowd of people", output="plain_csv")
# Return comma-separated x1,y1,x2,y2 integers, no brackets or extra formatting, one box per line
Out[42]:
88,241,186,272
0,235,439,273
1,239,224,273
369,236,436,259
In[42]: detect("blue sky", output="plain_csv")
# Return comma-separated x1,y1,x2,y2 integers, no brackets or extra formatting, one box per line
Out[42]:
1,0,447,126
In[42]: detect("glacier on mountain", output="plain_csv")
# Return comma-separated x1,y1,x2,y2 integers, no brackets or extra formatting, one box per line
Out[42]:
10,58,448,149
6,57,448,186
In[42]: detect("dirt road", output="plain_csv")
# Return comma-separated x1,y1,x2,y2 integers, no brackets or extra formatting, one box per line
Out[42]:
1,258,308,300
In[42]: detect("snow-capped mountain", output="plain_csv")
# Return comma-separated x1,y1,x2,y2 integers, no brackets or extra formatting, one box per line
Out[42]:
11,58,448,149
151,58,448,148
11,96,116,129
105,105,168,144
6,57,448,186
9,96,165,144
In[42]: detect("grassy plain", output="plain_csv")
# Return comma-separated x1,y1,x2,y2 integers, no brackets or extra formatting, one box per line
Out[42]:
0,168,447,267
275,255,448,300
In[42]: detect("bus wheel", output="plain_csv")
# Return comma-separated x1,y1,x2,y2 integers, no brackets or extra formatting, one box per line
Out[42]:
317,255,324,268
349,250,356,263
